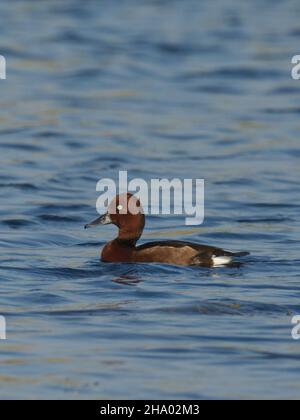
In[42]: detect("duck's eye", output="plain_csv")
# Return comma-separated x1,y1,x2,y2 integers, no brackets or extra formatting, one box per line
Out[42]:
117,205,123,211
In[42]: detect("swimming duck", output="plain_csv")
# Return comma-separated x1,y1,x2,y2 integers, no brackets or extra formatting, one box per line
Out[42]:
85,193,249,267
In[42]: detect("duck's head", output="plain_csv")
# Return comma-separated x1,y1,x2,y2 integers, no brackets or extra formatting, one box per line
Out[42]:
85,193,145,242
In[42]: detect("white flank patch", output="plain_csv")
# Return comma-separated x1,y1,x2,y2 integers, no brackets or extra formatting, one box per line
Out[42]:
212,255,232,267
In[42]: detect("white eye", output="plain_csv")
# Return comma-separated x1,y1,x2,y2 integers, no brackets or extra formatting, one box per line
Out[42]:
117,205,123,211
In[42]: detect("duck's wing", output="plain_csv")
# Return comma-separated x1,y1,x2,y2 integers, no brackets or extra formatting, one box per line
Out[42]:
137,240,233,254
137,241,249,267
137,240,203,251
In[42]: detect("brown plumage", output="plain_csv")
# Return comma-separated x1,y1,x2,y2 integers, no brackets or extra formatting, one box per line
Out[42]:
85,193,249,267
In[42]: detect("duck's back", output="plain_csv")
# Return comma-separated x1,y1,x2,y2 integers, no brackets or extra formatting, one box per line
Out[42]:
135,240,249,267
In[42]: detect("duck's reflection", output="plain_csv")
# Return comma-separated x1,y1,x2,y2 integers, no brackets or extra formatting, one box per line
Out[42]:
112,273,142,286
109,266,144,286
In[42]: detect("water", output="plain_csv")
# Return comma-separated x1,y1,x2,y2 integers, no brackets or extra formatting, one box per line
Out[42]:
1,0,300,400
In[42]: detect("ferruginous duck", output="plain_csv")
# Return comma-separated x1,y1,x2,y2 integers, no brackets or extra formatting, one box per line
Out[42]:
85,193,249,267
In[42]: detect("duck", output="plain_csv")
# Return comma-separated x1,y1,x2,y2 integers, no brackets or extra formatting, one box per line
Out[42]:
85,193,249,267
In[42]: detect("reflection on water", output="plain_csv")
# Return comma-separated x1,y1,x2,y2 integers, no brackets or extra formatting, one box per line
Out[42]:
1,0,300,400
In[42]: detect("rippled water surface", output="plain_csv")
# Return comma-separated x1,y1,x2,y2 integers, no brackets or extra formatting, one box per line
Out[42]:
1,0,300,399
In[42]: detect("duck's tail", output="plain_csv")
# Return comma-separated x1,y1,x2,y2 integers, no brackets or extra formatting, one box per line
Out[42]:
192,249,250,267
231,252,250,258
211,251,250,267
231,251,250,257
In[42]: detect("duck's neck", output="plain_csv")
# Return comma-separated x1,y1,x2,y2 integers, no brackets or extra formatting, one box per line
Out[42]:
115,237,138,248
117,227,143,246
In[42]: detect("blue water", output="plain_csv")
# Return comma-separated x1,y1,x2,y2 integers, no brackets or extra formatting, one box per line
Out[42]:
1,0,300,400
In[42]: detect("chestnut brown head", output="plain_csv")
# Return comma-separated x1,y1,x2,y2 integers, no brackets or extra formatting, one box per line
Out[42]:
85,193,145,243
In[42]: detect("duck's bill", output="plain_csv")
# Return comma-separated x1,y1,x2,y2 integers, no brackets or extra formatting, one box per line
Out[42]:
84,213,112,229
